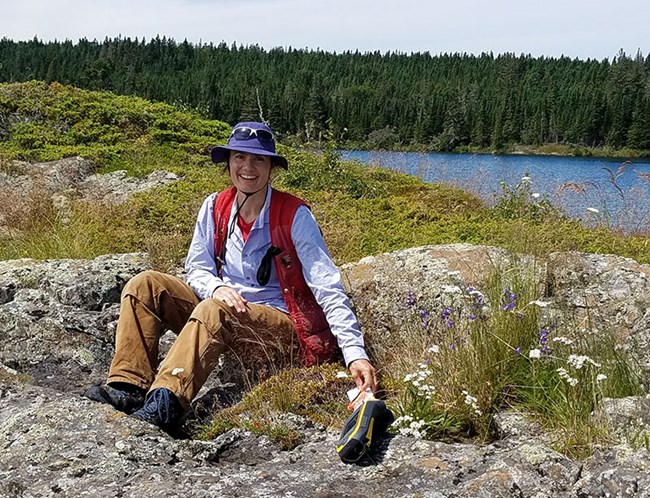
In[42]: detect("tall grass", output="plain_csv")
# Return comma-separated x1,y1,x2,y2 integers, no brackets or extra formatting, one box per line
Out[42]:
369,260,642,457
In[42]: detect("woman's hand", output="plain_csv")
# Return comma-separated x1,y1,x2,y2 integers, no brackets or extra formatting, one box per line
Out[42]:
349,359,377,393
212,286,248,313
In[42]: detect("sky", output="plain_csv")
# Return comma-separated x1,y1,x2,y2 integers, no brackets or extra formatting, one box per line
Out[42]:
1,0,648,61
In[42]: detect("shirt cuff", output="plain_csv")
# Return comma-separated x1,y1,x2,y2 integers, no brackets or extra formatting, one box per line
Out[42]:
342,346,369,368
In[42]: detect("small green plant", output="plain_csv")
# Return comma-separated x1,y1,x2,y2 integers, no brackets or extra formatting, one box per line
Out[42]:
197,364,353,442
492,173,561,222
625,423,650,453
243,419,305,450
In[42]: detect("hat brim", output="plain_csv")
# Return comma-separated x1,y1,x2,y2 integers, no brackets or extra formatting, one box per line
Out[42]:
211,145,288,170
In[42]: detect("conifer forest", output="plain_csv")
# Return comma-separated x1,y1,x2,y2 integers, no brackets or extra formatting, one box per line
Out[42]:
1,37,649,151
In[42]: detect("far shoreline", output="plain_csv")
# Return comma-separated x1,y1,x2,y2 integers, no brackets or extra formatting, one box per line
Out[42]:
295,141,650,162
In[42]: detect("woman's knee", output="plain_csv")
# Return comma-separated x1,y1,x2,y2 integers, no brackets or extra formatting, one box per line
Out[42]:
122,270,166,299
190,299,230,324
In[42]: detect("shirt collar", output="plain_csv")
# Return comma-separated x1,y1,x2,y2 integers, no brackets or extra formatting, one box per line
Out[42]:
228,183,272,229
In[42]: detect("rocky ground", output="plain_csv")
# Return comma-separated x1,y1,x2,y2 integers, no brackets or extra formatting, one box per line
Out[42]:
3,378,650,498
1,247,650,497
2,158,650,497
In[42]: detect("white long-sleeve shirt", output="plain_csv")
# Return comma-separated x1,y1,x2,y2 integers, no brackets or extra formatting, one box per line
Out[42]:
184,185,368,366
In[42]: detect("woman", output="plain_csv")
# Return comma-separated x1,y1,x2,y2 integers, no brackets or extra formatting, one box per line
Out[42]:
85,122,376,430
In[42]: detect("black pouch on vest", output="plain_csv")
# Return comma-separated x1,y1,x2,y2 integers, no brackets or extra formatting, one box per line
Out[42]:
336,399,394,463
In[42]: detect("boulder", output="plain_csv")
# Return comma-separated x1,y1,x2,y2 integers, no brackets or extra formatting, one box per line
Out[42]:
340,244,533,332
544,252,650,374
0,157,180,232
341,244,650,382
80,169,181,204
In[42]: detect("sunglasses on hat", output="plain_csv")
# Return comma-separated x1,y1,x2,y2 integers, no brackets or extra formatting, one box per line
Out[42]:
230,126,275,143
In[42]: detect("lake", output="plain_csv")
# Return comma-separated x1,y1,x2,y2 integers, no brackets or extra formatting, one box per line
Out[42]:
340,150,650,233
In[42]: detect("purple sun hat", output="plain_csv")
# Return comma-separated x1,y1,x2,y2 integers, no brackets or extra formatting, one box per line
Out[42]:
211,121,288,169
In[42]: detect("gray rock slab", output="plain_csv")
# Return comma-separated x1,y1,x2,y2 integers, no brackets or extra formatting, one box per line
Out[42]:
0,253,150,391
3,381,650,497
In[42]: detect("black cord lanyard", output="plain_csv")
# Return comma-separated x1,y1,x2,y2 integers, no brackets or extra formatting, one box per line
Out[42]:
218,186,279,286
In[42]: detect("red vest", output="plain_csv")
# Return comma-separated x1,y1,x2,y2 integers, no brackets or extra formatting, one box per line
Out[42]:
212,186,338,366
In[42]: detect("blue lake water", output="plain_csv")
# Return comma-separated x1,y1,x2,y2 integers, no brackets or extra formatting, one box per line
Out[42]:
340,150,650,233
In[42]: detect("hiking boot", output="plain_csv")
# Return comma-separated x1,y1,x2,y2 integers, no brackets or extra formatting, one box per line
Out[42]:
131,388,184,430
83,382,146,414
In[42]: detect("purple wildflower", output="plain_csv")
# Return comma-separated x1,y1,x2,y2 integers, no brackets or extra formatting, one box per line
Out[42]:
514,346,521,355
421,320,429,329
502,287,517,312
446,319,454,328
469,313,477,320
406,291,417,306
420,309,429,319
539,328,549,346
450,343,456,351
441,307,453,320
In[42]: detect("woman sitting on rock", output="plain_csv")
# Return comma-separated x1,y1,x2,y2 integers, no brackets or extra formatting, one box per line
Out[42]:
84,121,376,431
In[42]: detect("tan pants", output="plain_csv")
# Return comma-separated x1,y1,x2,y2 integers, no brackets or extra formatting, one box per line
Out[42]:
107,270,297,407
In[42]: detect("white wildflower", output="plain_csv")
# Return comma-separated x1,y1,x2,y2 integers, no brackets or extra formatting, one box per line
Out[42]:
532,193,540,198
462,390,482,416
404,367,433,396
521,176,532,183
557,367,579,387
428,345,440,354
567,354,601,370
528,349,542,359
336,371,349,379
394,416,427,439
552,336,574,346
442,285,462,294
586,207,599,214
596,374,608,383
529,300,549,308
418,384,436,400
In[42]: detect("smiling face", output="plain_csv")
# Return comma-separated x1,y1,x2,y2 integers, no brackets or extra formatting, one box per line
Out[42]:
228,151,273,195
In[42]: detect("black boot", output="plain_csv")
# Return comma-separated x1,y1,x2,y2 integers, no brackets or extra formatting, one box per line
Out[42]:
84,382,146,414
131,388,183,431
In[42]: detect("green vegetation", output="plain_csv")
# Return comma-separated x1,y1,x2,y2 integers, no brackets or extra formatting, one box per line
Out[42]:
0,82,648,455
1,39,650,154
197,364,351,448
377,267,641,458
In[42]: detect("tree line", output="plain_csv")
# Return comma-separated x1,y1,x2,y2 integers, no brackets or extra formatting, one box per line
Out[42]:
0,36,649,151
